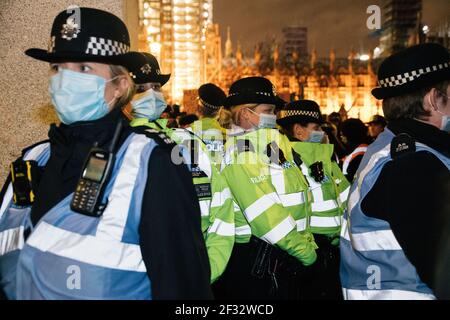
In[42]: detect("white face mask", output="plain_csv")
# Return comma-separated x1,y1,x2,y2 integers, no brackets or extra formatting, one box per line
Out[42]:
247,108,277,129
429,94,450,132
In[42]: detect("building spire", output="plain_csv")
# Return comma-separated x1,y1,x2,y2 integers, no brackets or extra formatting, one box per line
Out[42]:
225,26,233,58
310,47,317,69
330,48,336,73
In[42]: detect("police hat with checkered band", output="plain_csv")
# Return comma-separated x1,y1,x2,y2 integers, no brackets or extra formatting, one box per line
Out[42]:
25,7,133,67
372,43,450,100
126,51,171,86
276,100,323,127
224,77,286,109
198,83,226,110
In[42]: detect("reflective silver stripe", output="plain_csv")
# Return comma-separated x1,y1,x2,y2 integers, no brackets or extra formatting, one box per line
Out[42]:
296,218,307,231
339,186,350,204
311,199,339,212
310,216,341,228
208,219,235,236
210,188,232,208
235,224,252,236
343,288,435,300
342,146,368,175
301,164,325,205
356,145,390,190
23,143,50,161
341,218,401,251
199,200,211,217
233,200,241,212
0,226,24,255
27,221,146,272
269,165,285,195
0,183,13,219
261,216,296,244
279,192,305,207
244,192,281,222
97,135,150,241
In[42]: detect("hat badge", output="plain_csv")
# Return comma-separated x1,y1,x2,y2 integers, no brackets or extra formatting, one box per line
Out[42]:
61,18,80,41
141,64,152,75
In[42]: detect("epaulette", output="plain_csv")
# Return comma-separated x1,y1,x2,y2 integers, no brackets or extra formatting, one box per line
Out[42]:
390,133,416,159
132,126,177,149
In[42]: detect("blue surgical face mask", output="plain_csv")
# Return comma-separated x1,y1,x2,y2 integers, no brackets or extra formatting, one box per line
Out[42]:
49,69,117,125
438,111,450,132
131,88,167,121
307,130,325,143
248,108,277,129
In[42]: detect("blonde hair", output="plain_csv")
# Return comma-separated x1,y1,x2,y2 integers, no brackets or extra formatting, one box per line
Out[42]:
217,107,232,129
109,65,135,110
217,104,259,129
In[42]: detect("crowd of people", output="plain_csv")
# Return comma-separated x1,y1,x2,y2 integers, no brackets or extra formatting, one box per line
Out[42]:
0,7,448,300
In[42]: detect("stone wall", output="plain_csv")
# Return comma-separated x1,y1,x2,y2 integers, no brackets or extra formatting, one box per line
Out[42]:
0,0,138,186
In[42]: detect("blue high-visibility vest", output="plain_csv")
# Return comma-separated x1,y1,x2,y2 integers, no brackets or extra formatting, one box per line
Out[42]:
340,128,450,300
1,133,160,300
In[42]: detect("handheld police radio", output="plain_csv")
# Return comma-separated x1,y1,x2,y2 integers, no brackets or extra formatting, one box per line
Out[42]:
10,159,40,206
70,120,123,217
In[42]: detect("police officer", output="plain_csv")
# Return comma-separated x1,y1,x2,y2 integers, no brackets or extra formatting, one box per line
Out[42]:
123,52,171,128
126,51,235,284
188,83,228,168
340,43,450,300
0,8,212,300
213,77,318,299
277,100,350,299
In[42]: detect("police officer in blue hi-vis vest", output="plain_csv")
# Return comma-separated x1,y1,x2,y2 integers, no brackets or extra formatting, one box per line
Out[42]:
0,7,212,300
340,43,450,300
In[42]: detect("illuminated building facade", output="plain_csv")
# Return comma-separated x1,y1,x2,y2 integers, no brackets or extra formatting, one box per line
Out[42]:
218,39,383,122
139,0,214,103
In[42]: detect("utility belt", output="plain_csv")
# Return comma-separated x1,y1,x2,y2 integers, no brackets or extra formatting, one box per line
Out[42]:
247,236,307,279
313,234,340,270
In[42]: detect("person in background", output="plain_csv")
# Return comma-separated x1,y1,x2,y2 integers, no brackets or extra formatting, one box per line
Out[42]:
126,51,235,285
340,42,450,300
328,112,342,131
325,112,347,159
339,119,372,182
367,114,387,140
0,8,212,300
179,114,199,129
277,100,350,299
213,77,317,299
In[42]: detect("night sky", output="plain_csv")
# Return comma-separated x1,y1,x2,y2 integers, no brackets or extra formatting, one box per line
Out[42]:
214,0,449,58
